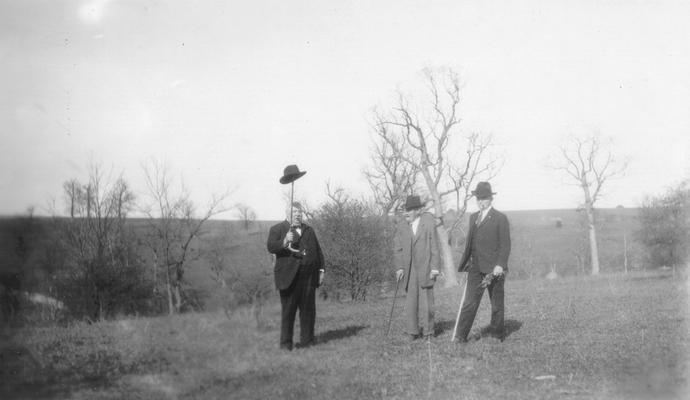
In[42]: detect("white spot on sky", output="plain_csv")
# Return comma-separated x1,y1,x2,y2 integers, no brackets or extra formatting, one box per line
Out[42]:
78,0,112,25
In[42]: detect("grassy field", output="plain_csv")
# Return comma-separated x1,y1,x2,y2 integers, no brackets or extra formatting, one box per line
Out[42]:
2,269,687,400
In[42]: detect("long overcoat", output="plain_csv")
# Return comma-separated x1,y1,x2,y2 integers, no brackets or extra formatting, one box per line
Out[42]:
394,212,441,290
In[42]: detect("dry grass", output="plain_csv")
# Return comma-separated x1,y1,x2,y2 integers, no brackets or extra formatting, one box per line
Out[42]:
1,270,688,400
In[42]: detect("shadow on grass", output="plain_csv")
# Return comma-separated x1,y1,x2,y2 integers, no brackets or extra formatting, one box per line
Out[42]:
478,319,523,338
434,319,457,336
316,325,368,344
434,319,523,338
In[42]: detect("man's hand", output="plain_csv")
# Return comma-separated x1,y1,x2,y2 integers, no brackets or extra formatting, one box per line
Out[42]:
479,273,494,289
493,266,504,276
395,269,404,282
430,269,440,280
283,231,295,246
318,270,325,286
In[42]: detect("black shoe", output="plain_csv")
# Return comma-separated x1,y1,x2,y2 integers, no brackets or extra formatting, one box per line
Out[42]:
490,333,505,342
405,333,420,342
456,332,480,344
296,339,316,349
280,343,293,351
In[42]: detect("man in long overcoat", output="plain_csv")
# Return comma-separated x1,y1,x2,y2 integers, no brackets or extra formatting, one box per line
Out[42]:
394,195,441,340
456,181,511,342
267,201,324,350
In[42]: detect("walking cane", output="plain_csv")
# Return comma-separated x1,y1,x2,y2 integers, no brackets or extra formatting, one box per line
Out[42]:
451,273,469,342
385,278,401,337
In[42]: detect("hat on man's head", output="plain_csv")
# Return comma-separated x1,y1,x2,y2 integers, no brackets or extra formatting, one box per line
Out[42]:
404,195,424,211
279,165,307,184
471,182,496,200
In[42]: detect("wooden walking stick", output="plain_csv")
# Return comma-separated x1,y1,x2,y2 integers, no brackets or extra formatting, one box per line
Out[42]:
451,273,469,342
385,278,401,337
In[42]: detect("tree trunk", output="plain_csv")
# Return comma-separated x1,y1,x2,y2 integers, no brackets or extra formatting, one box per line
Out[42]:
420,169,458,287
436,226,457,287
585,202,600,275
165,267,174,316
581,180,600,275
152,250,158,295
173,284,182,313
86,185,92,218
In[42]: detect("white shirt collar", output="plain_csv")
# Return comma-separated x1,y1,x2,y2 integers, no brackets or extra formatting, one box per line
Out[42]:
479,205,493,220
411,215,421,235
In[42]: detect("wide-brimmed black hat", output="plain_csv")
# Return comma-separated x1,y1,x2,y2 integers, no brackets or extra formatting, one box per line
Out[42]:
404,195,424,211
471,182,496,200
279,165,307,184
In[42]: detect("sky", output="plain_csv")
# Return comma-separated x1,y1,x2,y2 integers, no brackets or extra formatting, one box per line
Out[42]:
1,0,689,220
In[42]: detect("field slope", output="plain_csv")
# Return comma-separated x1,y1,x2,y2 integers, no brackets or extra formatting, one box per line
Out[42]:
2,271,688,400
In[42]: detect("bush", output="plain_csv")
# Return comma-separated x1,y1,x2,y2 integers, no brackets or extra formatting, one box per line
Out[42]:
311,190,394,301
637,181,690,268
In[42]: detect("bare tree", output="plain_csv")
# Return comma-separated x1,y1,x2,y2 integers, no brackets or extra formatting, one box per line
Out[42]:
111,178,135,219
234,203,257,230
141,160,231,315
57,162,141,320
553,135,628,275
62,179,85,218
367,67,500,287
364,133,419,216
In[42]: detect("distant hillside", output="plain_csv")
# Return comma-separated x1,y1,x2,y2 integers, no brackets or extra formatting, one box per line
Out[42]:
246,207,642,280
0,208,645,313
495,207,641,279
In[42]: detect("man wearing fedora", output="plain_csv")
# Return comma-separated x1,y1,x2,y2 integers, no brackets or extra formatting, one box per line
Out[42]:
456,181,511,342
394,195,441,341
267,166,325,350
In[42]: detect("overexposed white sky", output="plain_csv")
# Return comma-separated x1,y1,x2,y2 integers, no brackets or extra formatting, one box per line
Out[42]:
1,0,689,220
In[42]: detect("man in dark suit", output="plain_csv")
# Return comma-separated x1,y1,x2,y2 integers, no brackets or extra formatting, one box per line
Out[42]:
267,201,325,350
456,182,511,342
394,195,441,341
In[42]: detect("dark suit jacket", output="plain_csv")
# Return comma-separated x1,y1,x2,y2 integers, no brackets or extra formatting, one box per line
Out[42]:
267,220,325,291
394,212,441,290
458,208,511,274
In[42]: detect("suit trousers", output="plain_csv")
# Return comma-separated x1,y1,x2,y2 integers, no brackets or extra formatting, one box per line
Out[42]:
456,268,505,341
279,267,316,349
405,264,435,336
